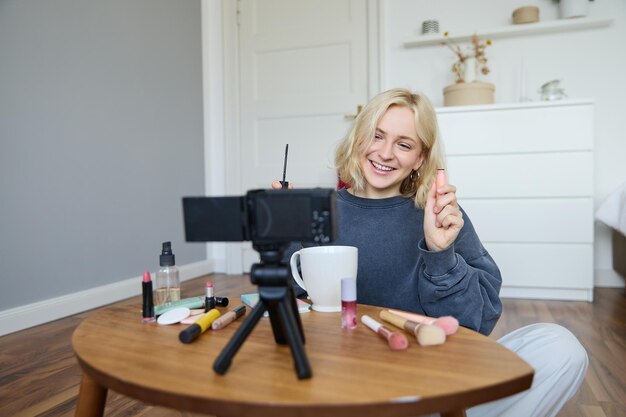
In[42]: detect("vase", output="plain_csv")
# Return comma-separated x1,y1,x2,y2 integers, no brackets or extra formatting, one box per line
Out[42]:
560,0,589,19
443,82,495,107
512,6,539,24
463,57,477,83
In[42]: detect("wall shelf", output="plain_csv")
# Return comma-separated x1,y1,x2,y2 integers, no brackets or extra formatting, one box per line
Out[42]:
403,17,613,48
435,98,594,114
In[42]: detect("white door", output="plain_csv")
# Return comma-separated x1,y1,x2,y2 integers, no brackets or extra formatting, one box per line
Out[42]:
232,0,374,272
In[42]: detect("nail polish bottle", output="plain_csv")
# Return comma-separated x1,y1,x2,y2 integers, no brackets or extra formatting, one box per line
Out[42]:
341,278,357,329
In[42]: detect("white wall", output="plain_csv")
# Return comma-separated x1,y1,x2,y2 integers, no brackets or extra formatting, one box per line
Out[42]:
0,0,209,336
382,0,626,287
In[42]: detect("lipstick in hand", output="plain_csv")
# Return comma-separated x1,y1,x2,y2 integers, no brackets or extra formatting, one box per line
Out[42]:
436,168,446,194
142,271,156,323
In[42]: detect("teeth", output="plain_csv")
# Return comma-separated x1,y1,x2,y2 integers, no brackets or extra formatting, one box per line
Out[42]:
372,161,393,171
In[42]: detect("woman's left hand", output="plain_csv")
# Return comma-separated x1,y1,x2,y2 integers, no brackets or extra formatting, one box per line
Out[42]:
423,181,464,251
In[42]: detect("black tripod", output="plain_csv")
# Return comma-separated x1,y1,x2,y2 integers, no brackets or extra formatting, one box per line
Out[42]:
212,243,312,379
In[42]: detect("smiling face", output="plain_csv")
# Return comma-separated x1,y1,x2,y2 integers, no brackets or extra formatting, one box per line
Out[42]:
358,105,425,199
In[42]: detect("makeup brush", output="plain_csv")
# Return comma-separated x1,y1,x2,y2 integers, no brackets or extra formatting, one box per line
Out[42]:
379,310,446,346
361,315,408,351
387,309,459,335
280,144,289,189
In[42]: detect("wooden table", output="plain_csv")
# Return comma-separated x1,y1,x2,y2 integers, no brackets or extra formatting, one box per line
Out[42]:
72,275,533,417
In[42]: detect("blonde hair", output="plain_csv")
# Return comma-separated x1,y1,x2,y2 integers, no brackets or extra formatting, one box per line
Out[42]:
335,88,445,208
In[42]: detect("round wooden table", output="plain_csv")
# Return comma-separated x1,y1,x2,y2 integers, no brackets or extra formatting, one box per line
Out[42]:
72,275,533,417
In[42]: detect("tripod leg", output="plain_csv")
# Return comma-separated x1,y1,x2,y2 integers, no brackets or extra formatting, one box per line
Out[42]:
288,286,305,344
276,299,312,379
213,301,266,375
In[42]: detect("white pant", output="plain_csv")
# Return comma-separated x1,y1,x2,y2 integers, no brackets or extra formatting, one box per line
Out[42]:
466,323,589,417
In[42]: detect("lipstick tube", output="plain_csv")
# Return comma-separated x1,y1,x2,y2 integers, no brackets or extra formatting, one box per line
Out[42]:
436,168,446,192
142,271,156,323
204,281,215,313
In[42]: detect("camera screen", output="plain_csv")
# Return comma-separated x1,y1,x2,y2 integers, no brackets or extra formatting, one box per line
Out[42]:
182,197,246,242
252,194,312,241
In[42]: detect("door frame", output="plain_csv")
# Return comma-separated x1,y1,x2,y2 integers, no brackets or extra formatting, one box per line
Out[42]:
203,0,383,273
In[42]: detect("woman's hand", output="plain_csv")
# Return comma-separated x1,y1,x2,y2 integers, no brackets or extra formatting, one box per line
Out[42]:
271,180,294,190
423,181,464,252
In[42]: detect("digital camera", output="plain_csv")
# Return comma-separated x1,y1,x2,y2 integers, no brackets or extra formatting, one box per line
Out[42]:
182,188,338,245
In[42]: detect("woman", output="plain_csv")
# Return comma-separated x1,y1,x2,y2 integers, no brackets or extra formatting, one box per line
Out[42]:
274,88,587,417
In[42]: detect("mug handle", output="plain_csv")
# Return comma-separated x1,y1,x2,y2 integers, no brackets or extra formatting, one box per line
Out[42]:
289,251,307,292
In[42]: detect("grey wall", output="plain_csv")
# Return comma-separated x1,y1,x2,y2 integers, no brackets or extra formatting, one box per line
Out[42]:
0,0,205,310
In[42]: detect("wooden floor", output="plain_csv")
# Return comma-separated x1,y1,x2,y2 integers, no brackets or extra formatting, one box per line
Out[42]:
1,276,624,417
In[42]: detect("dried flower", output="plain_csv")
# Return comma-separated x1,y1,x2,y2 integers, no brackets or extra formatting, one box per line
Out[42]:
441,33,491,83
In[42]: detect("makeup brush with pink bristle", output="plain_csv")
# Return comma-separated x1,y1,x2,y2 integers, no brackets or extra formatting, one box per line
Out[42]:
387,309,459,336
379,310,446,346
361,315,409,351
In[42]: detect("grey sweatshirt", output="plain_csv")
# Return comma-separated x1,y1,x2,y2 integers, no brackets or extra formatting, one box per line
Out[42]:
293,189,503,335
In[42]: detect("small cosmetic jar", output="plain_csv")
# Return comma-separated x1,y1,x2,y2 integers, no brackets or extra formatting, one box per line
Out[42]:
421,20,439,34
512,6,539,24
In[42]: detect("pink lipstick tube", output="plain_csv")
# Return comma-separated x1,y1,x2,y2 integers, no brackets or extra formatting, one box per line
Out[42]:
436,168,447,192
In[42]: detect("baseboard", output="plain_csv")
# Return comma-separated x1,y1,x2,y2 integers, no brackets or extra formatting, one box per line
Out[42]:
594,268,625,288
0,260,214,337
500,286,594,302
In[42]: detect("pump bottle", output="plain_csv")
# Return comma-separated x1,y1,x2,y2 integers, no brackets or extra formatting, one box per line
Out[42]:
155,241,181,305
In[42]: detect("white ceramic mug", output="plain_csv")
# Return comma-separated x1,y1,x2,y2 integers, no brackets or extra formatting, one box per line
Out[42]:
290,246,358,312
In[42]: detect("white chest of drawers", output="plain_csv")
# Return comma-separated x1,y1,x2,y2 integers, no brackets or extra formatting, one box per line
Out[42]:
437,100,594,301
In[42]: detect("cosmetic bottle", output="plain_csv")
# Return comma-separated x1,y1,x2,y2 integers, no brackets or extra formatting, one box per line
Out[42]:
155,241,180,306
341,278,357,329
